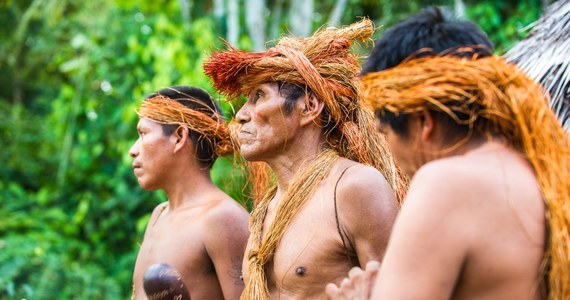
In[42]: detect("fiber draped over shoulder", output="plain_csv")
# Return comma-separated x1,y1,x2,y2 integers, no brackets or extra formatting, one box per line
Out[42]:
362,54,570,300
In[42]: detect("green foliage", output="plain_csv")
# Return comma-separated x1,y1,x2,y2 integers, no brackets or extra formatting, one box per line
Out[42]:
0,0,543,298
466,0,543,53
0,0,247,298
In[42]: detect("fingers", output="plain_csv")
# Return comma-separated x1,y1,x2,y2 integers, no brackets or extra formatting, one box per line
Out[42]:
348,266,365,279
365,260,381,272
326,276,357,299
364,260,381,283
340,276,354,289
326,282,346,300
326,262,382,300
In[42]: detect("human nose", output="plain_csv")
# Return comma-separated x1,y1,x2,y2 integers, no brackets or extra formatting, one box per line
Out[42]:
235,104,251,124
129,139,140,158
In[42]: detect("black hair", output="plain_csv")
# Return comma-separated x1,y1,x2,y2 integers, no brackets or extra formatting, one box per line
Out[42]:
145,85,222,168
277,82,307,115
362,7,493,75
366,7,493,138
377,109,472,139
276,82,333,128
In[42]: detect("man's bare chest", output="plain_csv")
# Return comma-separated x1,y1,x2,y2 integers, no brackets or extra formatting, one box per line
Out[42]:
259,196,356,292
137,217,210,272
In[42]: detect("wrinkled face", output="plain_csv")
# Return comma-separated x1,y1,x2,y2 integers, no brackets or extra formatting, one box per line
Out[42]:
235,82,301,161
129,118,175,190
376,118,424,177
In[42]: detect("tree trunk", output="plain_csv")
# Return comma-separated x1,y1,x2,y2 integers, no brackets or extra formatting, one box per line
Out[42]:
178,0,191,24
289,0,314,37
328,0,348,27
269,0,285,40
213,0,225,19
246,0,267,51
227,0,239,45
454,0,465,18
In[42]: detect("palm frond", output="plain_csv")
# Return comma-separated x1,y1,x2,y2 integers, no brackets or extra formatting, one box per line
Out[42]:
505,0,570,132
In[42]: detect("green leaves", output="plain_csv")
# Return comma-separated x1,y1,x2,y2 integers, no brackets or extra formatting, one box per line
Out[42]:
467,0,542,53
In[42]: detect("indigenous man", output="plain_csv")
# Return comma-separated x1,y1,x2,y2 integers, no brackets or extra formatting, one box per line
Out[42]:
203,19,406,299
129,86,249,299
326,8,570,300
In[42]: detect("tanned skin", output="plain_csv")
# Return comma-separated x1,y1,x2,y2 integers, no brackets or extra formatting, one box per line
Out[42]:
129,118,249,299
236,83,399,299
327,110,545,300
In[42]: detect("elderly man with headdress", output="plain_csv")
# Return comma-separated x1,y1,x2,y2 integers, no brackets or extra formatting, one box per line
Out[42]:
129,86,249,299
203,20,406,299
326,8,570,300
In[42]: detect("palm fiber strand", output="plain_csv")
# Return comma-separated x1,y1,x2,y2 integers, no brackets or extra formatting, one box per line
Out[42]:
362,54,570,300
137,95,233,157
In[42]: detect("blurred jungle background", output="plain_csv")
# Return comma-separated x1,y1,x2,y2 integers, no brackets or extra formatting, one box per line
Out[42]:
0,0,549,298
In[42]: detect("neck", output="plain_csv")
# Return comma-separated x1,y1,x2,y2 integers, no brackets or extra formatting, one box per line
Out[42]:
445,134,489,156
266,135,325,192
423,131,489,161
162,164,216,210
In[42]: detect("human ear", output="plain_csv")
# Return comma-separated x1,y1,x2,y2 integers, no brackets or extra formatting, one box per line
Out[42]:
419,108,435,142
173,126,190,153
299,93,325,126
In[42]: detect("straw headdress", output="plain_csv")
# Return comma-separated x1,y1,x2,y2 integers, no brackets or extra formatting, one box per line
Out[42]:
362,54,570,300
137,93,233,159
204,19,408,299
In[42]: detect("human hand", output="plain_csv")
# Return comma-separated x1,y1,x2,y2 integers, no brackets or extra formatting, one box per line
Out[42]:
325,260,381,300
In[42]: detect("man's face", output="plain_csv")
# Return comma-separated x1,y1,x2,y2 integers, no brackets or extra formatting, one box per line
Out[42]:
129,118,175,190
376,118,423,177
235,82,301,161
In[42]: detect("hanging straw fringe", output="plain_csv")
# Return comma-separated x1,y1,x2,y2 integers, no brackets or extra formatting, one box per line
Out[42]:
362,54,570,300
137,95,233,157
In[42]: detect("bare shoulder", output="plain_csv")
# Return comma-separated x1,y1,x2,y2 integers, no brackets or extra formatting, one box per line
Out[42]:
401,155,508,237
151,201,169,214
148,202,169,225
408,150,523,207
200,194,248,299
333,159,399,262
405,158,479,210
201,192,250,247
204,193,250,227
335,159,398,212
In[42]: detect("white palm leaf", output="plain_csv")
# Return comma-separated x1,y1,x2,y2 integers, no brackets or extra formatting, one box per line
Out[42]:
505,0,570,132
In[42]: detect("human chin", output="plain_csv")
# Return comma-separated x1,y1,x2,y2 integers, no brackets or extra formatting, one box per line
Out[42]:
239,144,261,161
136,175,159,191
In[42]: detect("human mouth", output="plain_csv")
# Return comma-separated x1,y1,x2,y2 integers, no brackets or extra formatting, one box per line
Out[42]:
238,130,253,140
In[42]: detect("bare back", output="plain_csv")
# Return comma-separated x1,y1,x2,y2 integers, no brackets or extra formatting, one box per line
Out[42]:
372,142,545,299
243,158,399,299
132,191,249,300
